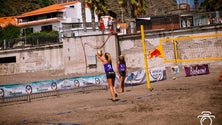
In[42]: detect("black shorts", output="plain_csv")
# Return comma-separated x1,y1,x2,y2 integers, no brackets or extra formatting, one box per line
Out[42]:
119,71,126,77
106,71,116,79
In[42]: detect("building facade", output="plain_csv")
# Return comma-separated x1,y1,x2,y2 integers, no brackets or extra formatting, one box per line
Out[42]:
16,1,99,39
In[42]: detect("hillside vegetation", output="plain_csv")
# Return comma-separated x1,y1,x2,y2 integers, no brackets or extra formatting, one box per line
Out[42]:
0,0,55,17
0,0,221,18
0,0,181,18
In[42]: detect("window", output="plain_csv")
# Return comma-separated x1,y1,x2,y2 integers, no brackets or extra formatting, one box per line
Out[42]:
88,56,97,69
86,23,92,27
71,23,81,28
41,25,52,32
0,56,16,63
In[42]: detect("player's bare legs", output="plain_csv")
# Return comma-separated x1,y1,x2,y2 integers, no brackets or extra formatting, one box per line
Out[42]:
119,76,125,93
107,78,116,101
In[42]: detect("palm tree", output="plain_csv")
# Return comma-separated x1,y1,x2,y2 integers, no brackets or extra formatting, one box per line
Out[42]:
85,0,108,31
118,0,147,18
81,0,87,32
118,0,147,33
200,0,222,12
94,0,108,19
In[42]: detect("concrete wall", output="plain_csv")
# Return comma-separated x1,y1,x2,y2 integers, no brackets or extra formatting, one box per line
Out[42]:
118,25,222,71
0,25,221,76
0,35,118,76
0,44,63,75
63,35,118,75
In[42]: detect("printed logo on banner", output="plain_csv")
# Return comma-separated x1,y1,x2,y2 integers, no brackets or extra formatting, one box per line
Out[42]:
0,88,4,97
95,78,100,85
36,85,49,92
149,69,165,81
51,82,57,91
74,80,80,87
61,80,72,89
184,64,209,76
25,85,32,94
197,111,215,125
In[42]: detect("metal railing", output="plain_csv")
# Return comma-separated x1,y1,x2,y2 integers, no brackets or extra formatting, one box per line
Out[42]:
0,36,59,50
0,85,108,105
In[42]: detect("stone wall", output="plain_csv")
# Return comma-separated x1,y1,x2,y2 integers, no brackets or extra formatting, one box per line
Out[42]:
63,35,118,75
118,25,222,71
0,25,221,76
0,44,63,75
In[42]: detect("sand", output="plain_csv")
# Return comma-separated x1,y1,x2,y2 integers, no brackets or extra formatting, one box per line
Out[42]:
0,66,222,125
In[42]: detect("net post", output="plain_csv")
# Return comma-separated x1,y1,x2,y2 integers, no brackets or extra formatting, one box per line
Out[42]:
140,25,151,91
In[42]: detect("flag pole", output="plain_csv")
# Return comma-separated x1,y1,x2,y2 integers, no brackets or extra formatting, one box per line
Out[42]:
140,25,151,90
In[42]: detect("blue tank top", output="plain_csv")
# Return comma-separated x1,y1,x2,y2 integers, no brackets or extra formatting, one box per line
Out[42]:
103,63,114,72
119,63,126,72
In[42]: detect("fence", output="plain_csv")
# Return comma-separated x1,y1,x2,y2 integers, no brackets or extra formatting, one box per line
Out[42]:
160,33,222,63
0,36,59,50
0,85,107,105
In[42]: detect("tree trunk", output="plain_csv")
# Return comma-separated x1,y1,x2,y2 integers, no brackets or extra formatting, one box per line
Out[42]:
127,0,132,18
81,0,87,32
126,0,132,34
91,7,96,31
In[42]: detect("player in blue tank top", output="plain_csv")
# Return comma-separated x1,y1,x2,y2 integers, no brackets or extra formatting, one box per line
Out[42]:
96,52,117,101
117,55,127,93
104,63,114,72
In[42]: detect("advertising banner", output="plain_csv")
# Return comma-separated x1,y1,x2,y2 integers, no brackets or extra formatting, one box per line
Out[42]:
184,64,209,77
0,67,167,98
124,67,166,85
0,74,107,98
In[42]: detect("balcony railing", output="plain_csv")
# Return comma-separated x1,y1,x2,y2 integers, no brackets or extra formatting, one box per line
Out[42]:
17,17,61,27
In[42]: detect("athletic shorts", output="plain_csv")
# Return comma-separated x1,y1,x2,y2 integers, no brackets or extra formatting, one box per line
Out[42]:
106,71,116,79
119,71,126,77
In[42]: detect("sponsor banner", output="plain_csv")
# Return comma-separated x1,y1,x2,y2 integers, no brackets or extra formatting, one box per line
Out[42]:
149,67,167,81
0,84,28,97
184,64,209,77
124,67,166,85
0,67,167,98
0,74,107,98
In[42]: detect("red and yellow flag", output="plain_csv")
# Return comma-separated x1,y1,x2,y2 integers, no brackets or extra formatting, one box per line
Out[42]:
148,45,163,59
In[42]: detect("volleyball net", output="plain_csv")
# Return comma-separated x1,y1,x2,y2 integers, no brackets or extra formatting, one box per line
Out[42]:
160,34,222,63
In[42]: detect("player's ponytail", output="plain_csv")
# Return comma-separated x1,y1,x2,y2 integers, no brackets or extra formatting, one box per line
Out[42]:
105,52,112,63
